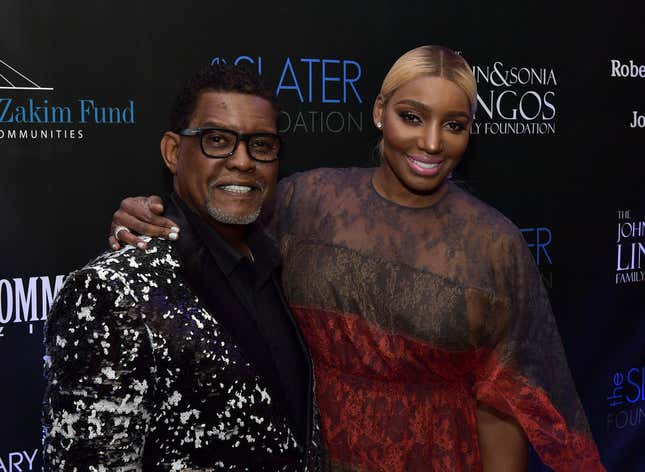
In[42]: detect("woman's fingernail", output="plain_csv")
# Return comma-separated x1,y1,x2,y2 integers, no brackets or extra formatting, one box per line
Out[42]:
111,244,119,250
168,232,178,241
137,242,146,250
171,226,180,233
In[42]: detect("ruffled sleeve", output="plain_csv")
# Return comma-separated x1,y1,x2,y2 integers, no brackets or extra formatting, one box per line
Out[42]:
472,229,605,471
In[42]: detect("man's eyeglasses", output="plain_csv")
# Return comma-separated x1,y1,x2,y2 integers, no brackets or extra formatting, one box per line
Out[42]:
178,127,282,162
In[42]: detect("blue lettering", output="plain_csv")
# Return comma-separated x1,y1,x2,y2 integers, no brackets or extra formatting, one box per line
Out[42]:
79,99,94,123
321,59,340,104
51,105,72,124
78,99,135,124
210,57,227,65
234,56,262,75
343,60,363,104
521,227,552,266
28,99,43,123
536,227,552,265
300,58,320,103
626,367,642,404
276,58,304,102
0,98,12,123
14,105,27,123
122,100,136,124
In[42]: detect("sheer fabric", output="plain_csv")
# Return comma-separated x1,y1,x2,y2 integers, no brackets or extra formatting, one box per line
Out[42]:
263,167,604,472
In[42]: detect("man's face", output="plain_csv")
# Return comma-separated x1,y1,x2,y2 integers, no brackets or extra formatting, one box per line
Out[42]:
170,90,279,227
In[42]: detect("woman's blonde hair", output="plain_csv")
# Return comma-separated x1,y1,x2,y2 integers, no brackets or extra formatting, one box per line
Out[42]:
379,45,477,115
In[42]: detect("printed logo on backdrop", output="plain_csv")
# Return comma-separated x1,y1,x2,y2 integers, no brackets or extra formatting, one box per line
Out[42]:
607,366,645,432
521,226,553,289
0,448,39,472
610,59,645,79
470,61,557,136
615,210,645,284
0,275,65,338
0,58,135,141
609,59,645,129
211,55,364,134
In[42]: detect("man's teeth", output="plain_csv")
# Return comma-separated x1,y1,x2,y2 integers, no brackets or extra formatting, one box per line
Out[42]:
412,159,439,169
220,185,253,193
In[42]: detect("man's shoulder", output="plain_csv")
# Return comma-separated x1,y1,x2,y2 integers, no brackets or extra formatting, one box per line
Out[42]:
90,237,177,270
46,237,184,336
66,237,181,300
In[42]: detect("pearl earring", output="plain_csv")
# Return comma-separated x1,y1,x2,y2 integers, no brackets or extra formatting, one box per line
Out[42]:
377,122,383,129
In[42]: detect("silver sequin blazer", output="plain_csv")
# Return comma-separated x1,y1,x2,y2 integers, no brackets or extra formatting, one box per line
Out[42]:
42,235,322,471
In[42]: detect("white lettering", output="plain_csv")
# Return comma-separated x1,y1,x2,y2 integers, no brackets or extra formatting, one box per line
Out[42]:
610,59,645,78
0,449,38,471
0,279,13,323
23,450,37,470
630,110,645,128
41,275,64,320
13,278,38,323
0,275,65,325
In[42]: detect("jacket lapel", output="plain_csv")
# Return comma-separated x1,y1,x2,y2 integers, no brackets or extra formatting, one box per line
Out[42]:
164,196,310,444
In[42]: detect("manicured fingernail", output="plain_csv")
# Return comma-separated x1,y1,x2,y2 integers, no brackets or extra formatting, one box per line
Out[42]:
171,226,180,233
137,242,146,250
168,232,178,241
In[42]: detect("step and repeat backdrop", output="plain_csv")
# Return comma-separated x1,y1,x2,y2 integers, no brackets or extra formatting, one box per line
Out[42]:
0,1,643,470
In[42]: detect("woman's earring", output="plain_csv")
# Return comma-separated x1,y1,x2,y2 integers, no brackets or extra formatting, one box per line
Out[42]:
377,121,383,129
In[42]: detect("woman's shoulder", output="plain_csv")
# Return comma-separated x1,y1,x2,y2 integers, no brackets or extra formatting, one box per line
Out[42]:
280,166,372,188
277,167,374,206
445,183,523,241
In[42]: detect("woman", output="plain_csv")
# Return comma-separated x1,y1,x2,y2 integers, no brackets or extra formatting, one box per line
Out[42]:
109,46,604,471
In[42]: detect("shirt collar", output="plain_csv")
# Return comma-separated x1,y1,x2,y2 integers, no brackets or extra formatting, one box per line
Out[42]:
171,193,280,285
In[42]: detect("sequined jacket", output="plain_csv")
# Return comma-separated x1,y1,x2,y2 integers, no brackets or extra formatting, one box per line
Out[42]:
42,202,322,471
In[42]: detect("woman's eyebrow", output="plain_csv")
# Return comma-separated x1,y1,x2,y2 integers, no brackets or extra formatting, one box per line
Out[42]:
394,99,470,119
394,99,430,112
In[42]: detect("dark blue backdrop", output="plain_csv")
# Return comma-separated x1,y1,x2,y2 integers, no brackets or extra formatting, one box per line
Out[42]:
1,1,644,470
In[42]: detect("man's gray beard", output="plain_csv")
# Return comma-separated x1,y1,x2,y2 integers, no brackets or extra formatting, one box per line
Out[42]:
206,203,262,225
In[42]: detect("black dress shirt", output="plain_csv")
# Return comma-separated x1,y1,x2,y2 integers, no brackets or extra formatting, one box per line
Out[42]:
171,193,311,447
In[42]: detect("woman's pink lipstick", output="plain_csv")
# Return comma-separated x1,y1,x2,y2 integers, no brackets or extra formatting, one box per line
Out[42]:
405,154,443,177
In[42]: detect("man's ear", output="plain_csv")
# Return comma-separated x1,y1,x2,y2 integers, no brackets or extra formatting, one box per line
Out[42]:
160,132,181,174
373,95,385,129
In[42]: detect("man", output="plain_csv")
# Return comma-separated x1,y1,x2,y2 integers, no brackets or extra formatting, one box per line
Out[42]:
43,64,321,471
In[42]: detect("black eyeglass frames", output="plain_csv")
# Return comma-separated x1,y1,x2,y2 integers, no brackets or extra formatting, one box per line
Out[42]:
178,127,281,162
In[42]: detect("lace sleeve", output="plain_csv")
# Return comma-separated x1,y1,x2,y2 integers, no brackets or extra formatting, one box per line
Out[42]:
42,267,156,471
472,230,605,471
260,175,297,239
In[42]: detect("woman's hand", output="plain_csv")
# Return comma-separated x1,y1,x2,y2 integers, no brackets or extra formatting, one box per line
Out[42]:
109,196,179,250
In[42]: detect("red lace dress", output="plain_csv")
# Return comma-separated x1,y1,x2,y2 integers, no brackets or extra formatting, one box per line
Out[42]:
265,167,604,472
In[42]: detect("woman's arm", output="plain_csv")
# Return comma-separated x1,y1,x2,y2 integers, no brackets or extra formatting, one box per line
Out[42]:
107,175,296,250
108,195,178,250
473,230,605,471
476,402,528,472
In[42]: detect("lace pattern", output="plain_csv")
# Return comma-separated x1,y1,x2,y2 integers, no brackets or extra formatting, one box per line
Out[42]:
261,167,604,472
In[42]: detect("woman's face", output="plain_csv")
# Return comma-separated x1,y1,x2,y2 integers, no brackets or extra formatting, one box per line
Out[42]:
373,75,472,207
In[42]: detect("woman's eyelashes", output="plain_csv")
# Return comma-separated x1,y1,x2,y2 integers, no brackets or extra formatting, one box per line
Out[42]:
445,121,467,132
397,110,467,134
398,111,421,124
